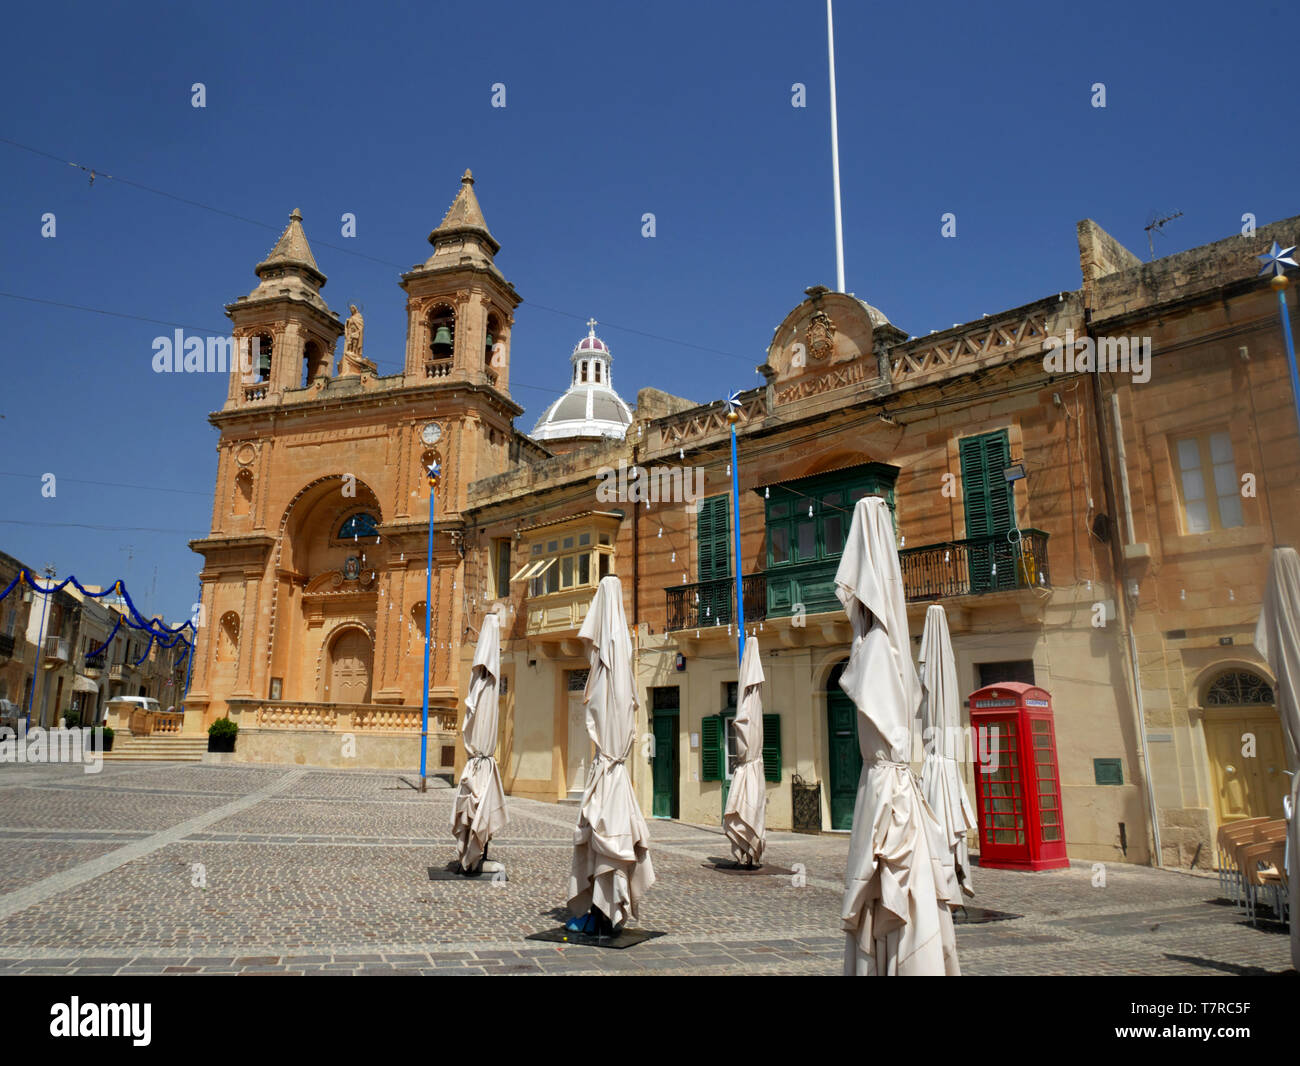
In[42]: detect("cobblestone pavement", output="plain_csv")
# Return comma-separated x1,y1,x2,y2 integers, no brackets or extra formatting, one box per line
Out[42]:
0,761,1292,975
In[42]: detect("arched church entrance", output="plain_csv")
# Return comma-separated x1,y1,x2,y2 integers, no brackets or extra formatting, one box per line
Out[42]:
328,627,372,705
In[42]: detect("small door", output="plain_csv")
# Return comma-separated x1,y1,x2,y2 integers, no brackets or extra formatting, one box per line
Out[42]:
1207,714,1289,823
328,629,372,704
827,683,862,831
651,715,679,818
566,691,589,798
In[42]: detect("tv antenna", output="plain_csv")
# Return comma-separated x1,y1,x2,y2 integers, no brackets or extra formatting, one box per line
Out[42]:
1144,210,1184,261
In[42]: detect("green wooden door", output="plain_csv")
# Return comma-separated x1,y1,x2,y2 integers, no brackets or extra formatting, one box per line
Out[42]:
960,430,1015,593
697,495,731,625
827,663,862,830
651,714,679,818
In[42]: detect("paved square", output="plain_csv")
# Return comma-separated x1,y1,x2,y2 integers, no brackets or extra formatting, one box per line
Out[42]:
0,762,1291,975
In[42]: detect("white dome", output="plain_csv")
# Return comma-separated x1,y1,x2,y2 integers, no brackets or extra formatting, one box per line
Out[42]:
532,321,633,443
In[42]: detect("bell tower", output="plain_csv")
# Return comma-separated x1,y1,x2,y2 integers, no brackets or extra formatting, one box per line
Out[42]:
224,208,344,408
401,170,520,395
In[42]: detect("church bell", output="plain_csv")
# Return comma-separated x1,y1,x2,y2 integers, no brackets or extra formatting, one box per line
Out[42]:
430,324,453,356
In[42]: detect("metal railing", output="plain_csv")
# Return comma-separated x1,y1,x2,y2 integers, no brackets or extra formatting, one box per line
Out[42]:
665,573,767,632
897,528,1050,602
664,529,1050,630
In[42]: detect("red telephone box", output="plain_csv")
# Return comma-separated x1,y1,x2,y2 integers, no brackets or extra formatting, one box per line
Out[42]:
968,683,1068,871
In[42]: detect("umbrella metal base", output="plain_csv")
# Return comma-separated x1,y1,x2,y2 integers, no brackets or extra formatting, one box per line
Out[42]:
704,860,792,876
428,860,507,882
526,927,665,950
950,905,1020,925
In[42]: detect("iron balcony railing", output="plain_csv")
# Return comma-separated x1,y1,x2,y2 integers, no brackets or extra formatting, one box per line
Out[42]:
665,573,768,632
664,529,1050,631
897,528,1050,601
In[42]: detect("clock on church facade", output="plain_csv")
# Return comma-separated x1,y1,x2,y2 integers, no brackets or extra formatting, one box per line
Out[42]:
186,172,546,765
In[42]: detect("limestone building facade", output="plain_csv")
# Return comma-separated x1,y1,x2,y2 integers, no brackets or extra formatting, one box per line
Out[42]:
186,171,1299,867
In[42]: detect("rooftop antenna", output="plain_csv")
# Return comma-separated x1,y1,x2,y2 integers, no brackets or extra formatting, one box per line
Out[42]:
1144,210,1184,261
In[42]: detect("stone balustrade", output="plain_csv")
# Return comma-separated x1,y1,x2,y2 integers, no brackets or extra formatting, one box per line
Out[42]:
225,699,457,736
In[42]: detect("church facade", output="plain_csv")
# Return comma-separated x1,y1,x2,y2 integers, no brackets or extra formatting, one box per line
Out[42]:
185,171,1300,868
186,172,545,769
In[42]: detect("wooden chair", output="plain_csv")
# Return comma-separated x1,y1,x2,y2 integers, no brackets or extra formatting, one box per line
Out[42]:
1217,818,1270,906
1239,835,1288,925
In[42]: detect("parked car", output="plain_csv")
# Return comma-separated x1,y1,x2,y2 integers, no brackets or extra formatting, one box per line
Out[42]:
0,698,21,733
105,696,162,715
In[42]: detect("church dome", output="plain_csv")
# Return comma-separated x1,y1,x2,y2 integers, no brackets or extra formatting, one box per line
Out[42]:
532,321,634,444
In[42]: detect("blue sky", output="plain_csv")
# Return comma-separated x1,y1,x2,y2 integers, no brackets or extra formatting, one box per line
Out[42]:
2,0,1297,622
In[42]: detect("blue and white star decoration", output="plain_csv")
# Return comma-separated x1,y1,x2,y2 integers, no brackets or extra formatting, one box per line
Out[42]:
724,390,742,416
427,460,441,481
1257,241,1297,277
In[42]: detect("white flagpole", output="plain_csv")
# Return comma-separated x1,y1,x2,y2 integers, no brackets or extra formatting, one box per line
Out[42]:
827,0,845,293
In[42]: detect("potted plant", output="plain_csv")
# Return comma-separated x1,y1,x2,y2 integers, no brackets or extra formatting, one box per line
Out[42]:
97,724,114,752
62,708,81,730
207,716,238,753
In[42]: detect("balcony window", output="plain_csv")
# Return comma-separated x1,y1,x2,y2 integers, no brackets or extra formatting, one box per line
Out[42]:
764,466,897,571
513,525,614,599
760,464,898,620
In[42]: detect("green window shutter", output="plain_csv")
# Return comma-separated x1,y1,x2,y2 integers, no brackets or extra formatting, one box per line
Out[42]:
960,431,1014,592
701,714,722,781
762,713,781,782
696,495,730,581
697,495,731,624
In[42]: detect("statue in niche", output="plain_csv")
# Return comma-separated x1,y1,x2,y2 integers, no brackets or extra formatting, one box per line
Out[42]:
339,305,377,376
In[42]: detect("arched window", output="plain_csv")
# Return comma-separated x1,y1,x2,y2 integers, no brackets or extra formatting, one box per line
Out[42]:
411,602,428,641
580,360,588,383
485,313,500,367
1205,670,1274,706
338,513,379,541
302,340,329,386
593,360,601,383
252,333,273,382
218,613,240,662
428,305,455,359
232,469,253,517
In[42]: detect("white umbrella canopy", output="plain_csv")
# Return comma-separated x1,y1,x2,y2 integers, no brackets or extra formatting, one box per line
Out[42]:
1255,546,1300,971
567,576,655,929
919,604,977,899
724,636,767,865
451,606,508,871
836,497,960,976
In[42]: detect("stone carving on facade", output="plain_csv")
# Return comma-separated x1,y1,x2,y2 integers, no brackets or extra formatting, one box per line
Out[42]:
806,309,837,361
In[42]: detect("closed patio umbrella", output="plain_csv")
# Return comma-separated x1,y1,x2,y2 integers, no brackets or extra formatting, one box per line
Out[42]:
724,636,767,865
836,496,960,976
451,605,508,871
1255,546,1300,970
567,575,655,931
919,604,977,898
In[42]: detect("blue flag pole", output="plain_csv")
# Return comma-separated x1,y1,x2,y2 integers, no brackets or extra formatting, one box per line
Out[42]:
726,394,745,668
1259,242,1300,440
420,461,440,792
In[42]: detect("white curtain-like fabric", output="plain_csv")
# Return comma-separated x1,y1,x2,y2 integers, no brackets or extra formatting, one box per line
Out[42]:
919,604,977,899
451,608,508,870
836,497,960,976
567,576,655,928
1255,546,1300,971
724,636,767,864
